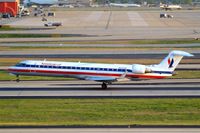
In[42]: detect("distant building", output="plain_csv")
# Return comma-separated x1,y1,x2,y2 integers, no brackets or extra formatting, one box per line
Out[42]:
192,0,200,5
0,0,20,17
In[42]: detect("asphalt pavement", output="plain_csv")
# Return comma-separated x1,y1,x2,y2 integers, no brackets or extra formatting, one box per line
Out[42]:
0,79,200,98
0,128,199,133
0,43,200,48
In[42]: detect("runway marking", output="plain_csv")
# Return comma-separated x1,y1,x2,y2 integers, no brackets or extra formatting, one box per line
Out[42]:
127,12,148,27
85,12,103,21
105,11,112,29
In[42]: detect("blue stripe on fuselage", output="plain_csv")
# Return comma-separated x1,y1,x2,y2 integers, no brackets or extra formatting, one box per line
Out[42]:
152,71,172,74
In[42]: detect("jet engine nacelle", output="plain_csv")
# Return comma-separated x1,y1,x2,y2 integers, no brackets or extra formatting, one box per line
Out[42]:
132,64,151,74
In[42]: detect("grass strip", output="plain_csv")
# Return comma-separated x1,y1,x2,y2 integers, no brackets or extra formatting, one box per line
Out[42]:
0,25,19,31
0,46,200,52
0,33,95,38
0,70,200,81
0,34,53,38
170,70,200,79
0,98,200,126
129,39,200,44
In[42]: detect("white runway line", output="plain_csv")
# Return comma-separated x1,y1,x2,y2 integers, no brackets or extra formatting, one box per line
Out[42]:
85,12,103,21
127,12,148,27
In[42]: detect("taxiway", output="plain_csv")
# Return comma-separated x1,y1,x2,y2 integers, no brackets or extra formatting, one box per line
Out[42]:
1,10,200,41
0,79,200,98
0,128,200,133
0,53,199,59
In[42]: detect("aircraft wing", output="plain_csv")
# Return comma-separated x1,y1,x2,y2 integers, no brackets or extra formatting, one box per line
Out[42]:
85,76,117,82
85,71,130,82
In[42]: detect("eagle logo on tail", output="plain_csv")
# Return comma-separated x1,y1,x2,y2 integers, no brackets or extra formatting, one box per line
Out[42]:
168,58,174,68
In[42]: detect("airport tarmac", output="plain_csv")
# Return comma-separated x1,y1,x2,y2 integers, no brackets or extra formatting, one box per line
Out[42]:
0,79,200,97
7,11,200,29
0,128,200,133
1,43,200,48
1,10,200,40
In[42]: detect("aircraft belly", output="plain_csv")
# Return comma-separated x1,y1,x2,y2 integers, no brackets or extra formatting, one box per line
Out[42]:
127,73,169,79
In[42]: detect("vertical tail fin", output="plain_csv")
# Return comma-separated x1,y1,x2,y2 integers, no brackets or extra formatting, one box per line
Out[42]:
157,51,194,71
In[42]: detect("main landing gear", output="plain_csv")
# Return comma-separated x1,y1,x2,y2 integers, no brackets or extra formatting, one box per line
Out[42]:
101,82,107,89
16,75,20,82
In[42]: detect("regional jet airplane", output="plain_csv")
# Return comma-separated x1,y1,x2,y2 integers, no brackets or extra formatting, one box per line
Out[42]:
8,51,193,89
109,3,141,7
24,0,68,6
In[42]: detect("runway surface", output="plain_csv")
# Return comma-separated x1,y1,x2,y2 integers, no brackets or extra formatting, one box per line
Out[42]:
1,43,200,48
0,53,199,59
0,128,200,133
0,79,200,97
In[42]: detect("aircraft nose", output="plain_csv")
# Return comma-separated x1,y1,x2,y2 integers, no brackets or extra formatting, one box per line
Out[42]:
7,66,15,73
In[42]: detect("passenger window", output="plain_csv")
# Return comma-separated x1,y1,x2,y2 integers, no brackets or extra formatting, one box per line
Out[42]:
127,69,132,72
16,63,25,67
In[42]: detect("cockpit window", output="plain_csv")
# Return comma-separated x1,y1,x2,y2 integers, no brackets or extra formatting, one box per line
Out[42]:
15,63,26,67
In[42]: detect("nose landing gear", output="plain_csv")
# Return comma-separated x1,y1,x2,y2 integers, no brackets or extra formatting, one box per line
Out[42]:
16,75,20,82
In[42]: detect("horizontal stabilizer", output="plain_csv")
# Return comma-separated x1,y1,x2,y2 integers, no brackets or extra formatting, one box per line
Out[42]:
170,50,194,57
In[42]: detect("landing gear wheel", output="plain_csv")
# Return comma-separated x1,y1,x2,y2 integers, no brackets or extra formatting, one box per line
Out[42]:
16,75,20,82
102,82,107,89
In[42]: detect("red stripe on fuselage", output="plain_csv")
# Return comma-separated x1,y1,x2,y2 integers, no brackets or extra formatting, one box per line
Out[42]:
8,68,166,79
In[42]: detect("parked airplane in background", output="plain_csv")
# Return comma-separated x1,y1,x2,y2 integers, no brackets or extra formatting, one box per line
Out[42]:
8,51,193,89
160,4,182,10
109,3,141,7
